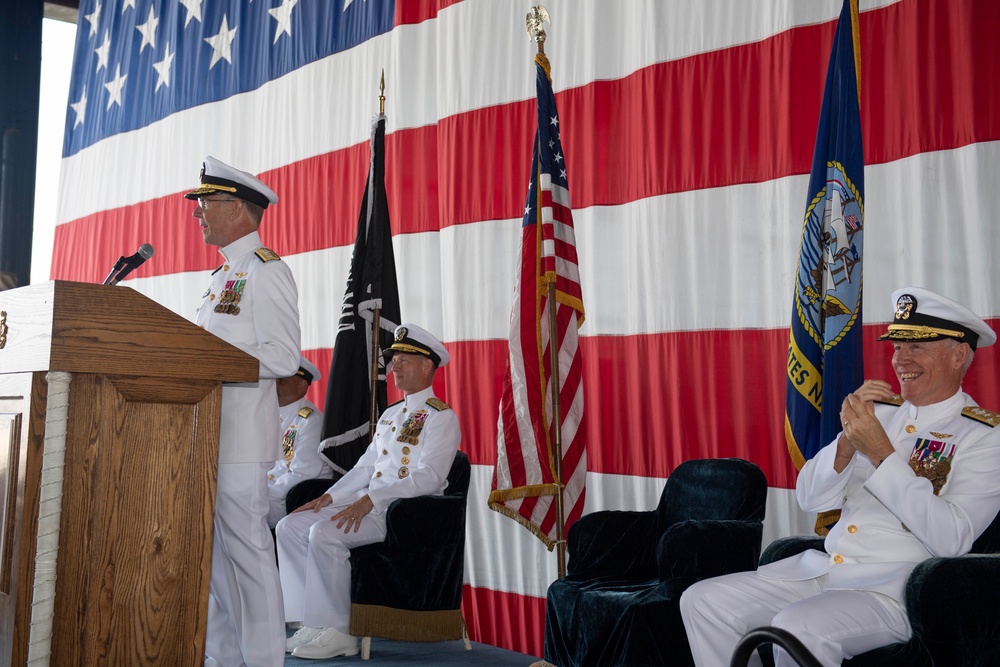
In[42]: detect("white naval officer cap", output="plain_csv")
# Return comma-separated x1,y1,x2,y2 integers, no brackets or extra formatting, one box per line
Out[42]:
877,286,996,350
184,156,279,209
295,356,322,385
386,323,450,367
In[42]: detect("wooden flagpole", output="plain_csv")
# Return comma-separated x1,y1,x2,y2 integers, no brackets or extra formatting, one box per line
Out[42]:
368,71,387,440
528,5,567,579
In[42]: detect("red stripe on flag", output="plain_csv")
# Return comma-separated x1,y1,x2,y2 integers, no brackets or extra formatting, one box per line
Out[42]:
462,585,546,658
305,322,1000,490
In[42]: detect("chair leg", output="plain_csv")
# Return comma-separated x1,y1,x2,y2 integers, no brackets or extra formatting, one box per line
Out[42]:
462,617,472,651
361,636,371,660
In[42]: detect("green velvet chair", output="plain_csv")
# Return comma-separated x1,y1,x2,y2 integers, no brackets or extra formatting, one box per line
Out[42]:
543,457,768,667
757,508,1000,666
347,450,471,660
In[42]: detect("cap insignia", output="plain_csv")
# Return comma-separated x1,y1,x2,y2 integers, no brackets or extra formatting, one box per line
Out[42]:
895,294,916,320
395,327,408,342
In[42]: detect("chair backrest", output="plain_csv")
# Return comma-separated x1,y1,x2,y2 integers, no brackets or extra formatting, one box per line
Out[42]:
655,458,767,536
443,450,471,498
971,509,1000,554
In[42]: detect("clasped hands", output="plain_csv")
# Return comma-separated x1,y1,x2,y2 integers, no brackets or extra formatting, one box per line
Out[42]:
836,379,897,470
293,493,375,533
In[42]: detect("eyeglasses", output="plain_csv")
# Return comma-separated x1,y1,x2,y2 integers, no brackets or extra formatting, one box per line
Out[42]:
196,196,239,210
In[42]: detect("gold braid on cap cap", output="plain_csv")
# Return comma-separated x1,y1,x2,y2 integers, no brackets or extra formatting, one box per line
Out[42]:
391,343,431,357
884,324,965,340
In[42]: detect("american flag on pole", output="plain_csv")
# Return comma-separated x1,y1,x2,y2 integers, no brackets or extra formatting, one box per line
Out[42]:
489,52,586,551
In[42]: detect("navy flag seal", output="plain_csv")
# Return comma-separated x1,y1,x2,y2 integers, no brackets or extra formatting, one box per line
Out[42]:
795,165,864,346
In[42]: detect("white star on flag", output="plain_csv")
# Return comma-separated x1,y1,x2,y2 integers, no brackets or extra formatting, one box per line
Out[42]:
70,86,87,128
136,6,159,54
269,0,299,44
94,29,111,74
85,1,101,38
153,42,175,92
204,14,238,70
104,65,127,110
121,0,135,13
179,0,203,28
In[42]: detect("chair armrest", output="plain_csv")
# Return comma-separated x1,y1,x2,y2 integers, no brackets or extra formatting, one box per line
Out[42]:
382,494,466,548
656,519,763,580
905,554,1000,647
566,510,658,578
759,536,825,566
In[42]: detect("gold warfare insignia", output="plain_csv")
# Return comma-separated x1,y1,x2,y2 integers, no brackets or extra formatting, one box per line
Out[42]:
908,438,957,495
930,431,953,439
397,410,428,445
282,427,297,463
895,294,916,320
255,247,281,262
395,327,408,342
426,397,450,411
298,406,314,419
398,466,409,479
962,406,1000,427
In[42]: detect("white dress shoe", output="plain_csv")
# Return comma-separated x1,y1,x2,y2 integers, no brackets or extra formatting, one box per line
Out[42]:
286,626,323,653
291,627,360,659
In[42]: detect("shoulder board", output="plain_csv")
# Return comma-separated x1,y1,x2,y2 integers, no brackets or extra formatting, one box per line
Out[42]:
211,264,224,275
426,397,450,411
875,395,904,406
255,247,281,262
297,406,314,419
962,406,1000,428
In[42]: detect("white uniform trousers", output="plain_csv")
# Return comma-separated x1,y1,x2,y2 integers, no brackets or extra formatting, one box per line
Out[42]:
275,504,387,633
679,570,911,667
266,497,286,530
206,462,285,667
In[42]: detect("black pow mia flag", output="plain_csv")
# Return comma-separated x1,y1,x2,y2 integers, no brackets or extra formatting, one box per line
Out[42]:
320,114,401,474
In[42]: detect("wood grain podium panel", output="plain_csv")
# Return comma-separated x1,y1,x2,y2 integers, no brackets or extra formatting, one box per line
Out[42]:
51,374,220,666
0,372,46,667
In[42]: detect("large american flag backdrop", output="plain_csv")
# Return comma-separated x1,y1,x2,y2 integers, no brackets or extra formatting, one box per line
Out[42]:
52,0,1000,657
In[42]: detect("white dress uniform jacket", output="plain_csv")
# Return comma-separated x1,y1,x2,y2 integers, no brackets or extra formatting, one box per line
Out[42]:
759,389,1000,603
195,230,301,463
197,229,300,667
276,385,460,632
267,398,332,526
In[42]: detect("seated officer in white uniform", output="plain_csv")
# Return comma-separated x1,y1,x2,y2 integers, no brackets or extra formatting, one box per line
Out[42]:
276,324,461,660
681,287,1000,667
267,356,334,529
189,156,301,667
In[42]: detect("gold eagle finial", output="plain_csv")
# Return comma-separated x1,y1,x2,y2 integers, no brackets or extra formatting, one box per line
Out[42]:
526,6,551,44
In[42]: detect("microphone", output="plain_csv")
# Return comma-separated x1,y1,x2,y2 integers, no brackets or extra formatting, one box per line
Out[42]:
103,244,155,286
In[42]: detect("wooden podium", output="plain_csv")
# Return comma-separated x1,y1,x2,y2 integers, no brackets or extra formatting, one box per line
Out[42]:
0,281,257,665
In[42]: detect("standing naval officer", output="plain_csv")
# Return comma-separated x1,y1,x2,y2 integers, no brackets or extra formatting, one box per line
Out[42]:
267,356,334,528
277,323,461,660
681,287,1000,666
189,156,301,667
